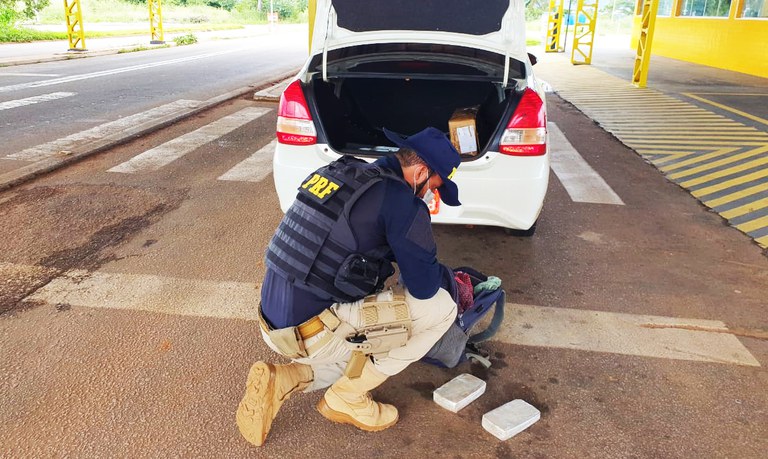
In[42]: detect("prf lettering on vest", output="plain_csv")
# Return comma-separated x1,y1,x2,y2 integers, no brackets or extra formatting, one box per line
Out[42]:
301,173,341,200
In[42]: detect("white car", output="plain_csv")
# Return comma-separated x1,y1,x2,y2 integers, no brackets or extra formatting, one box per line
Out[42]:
273,0,549,235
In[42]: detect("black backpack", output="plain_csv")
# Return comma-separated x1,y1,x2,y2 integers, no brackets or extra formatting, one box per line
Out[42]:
422,266,506,369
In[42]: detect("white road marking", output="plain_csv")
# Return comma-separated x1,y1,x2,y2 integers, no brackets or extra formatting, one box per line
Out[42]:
28,269,258,321
0,92,75,111
0,49,245,93
26,268,760,367
218,139,276,182
495,303,759,367
548,122,625,205
7,100,201,161
0,73,61,77
108,107,272,174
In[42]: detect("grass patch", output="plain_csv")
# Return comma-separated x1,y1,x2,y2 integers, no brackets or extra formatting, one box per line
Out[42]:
0,24,243,43
0,28,64,43
117,44,171,54
35,0,233,24
173,34,198,46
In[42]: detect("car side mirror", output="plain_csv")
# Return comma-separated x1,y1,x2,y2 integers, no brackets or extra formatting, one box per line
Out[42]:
528,53,538,66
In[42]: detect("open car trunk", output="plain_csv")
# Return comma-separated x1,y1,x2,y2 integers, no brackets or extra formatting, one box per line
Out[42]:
305,47,527,158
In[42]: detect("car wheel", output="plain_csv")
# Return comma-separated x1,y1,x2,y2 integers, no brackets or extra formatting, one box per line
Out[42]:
503,220,537,237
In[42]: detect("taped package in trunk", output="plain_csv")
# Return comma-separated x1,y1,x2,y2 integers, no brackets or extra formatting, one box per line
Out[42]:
449,107,479,157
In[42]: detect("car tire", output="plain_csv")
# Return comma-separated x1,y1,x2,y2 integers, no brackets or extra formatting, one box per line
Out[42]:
503,220,537,237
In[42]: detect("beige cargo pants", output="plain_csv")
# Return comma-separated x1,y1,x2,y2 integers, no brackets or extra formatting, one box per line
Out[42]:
261,287,457,392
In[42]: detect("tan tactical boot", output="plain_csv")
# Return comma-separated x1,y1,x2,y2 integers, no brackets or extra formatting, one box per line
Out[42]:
236,361,313,446
316,360,399,431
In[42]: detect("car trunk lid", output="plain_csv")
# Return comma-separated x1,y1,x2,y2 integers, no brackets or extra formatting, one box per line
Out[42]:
311,0,526,87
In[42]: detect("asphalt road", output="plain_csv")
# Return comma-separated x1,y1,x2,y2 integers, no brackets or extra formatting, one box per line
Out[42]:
1,92,767,457
0,29,306,156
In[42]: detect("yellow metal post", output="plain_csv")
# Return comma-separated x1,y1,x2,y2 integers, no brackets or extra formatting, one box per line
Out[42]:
632,0,660,87
571,0,598,65
546,0,565,52
63,0,86,51
149,0,165,44
308,0,316,53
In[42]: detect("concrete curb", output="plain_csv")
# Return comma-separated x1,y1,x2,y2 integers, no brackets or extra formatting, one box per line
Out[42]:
0,45,173,68
253,77,293,102
0,69,298,192
0,50,115,67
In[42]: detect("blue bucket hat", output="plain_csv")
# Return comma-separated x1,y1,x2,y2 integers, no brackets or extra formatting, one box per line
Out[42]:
383,127,462,206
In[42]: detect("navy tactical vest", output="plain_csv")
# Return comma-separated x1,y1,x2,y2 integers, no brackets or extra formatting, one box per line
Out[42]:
265,156,403,303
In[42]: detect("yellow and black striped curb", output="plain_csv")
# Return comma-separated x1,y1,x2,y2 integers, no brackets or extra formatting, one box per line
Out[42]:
538,61,768,249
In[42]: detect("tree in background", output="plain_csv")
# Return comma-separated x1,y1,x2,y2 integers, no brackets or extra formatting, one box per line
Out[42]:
1,0,50,26
526,0,548,20
123,0,236,11
235,0,307,21
600,0,636,17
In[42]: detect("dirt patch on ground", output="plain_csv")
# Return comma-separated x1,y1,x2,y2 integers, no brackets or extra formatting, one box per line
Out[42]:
0,184,185,314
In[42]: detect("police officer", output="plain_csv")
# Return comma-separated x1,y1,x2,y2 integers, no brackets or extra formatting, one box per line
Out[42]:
236,127,462,446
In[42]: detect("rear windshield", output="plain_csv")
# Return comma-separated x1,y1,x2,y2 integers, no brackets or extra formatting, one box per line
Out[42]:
333,0,510,35
309,43,526,81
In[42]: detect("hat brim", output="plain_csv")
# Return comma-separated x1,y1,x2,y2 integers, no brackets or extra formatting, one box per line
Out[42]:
438,180,461,206
383,128,411,150
384,128,462,207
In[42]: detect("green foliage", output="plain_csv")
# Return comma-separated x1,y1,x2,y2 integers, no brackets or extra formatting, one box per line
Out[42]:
0,26,63,42
599,0,636,17
170,0,236,11
0,24,240,43
0,7,18,27
118,43,171,53
525,0,547,21
206,0,236,11
273,0,307,19
186,15,209,23
1,0,50,26
173,33,198,45
680,0,732,17
233,0,307,21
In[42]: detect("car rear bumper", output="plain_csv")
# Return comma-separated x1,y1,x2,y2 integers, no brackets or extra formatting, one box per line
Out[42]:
273,143,549,231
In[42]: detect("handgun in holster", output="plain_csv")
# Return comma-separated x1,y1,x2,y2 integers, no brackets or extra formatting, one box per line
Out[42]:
343,290,412,379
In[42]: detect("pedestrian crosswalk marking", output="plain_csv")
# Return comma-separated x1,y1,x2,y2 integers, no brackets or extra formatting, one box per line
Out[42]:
25,267,759,366
7,100,201,162
548,123,624,205
494,304,759,367
218,139,276,182
0,92,75,111
108,107,272,174
540,60,768,248
27,268,259,321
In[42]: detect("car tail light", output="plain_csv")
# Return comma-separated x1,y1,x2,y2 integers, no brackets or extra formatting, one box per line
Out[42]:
276,80,317,145
499,88,547,156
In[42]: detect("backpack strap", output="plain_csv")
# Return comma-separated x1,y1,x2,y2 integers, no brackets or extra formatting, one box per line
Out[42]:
467,289,505,344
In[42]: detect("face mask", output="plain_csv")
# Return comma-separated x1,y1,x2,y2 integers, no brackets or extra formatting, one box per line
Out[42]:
412,167,431,198
422,184,435,205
